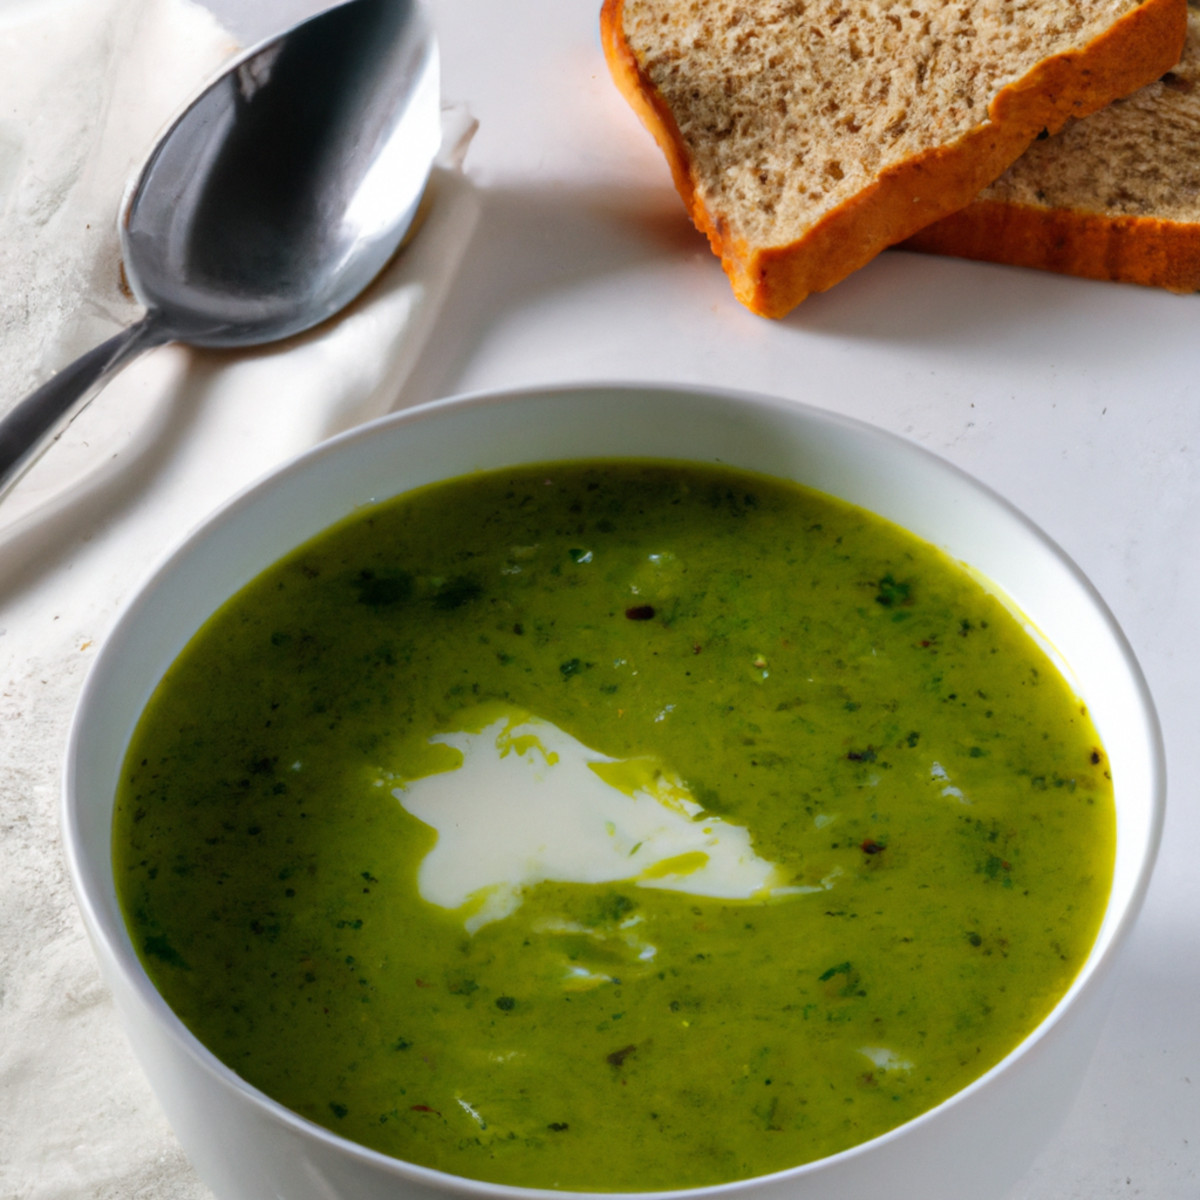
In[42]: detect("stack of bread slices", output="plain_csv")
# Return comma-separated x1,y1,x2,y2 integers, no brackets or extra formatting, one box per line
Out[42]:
601,0,1194,316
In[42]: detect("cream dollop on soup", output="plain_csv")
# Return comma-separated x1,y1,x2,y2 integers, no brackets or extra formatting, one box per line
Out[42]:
114,461,1115,1191
394,707,812,933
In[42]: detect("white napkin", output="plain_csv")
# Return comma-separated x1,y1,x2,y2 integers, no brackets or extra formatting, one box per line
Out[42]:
0,1,478,1196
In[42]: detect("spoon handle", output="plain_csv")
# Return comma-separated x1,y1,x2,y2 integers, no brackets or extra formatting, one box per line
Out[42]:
0,313,171,501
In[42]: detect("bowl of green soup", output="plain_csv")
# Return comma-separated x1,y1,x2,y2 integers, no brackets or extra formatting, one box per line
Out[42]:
64,382,1163,1200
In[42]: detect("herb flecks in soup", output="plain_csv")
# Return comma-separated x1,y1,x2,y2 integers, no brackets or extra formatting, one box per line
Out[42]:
114,463,1114,1191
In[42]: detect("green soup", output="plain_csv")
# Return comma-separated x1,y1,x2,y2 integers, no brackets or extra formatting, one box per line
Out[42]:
114,462,1113,1191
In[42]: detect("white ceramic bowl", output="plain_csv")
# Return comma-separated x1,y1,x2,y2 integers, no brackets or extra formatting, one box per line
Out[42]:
64,382,1164,1200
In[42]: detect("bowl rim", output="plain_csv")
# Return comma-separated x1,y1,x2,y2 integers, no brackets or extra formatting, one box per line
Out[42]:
61,378,1167,1198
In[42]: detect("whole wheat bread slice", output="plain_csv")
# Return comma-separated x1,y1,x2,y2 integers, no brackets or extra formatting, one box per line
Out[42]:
905,4,1200,293
601,0,1188,316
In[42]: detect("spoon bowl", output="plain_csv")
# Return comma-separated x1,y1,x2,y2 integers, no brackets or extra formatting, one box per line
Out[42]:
0,0,440,494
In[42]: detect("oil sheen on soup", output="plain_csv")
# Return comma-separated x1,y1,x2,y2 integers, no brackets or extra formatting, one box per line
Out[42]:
114,461,1115,1191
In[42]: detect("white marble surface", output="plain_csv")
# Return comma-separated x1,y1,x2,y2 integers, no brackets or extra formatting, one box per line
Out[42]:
2,0,1197,1197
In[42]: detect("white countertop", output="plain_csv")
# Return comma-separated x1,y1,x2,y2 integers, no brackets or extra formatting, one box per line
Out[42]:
1,1,1196,1196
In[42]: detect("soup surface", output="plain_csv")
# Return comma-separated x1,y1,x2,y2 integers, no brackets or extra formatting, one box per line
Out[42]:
114,462,1114,1190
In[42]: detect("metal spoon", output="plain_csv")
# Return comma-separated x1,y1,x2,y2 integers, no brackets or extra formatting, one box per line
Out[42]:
0,0,440,498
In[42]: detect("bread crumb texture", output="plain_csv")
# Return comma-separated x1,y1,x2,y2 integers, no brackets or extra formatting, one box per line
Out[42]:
604,0,1187,313
973,7,1200,218
906,4,1200,291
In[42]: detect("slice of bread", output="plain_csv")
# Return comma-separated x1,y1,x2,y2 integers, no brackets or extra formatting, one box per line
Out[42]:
905,6,1200,293
601,0,1188,317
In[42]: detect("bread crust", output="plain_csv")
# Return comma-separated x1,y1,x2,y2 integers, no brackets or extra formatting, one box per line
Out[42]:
903,200,1200,293
600,0,1189,316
